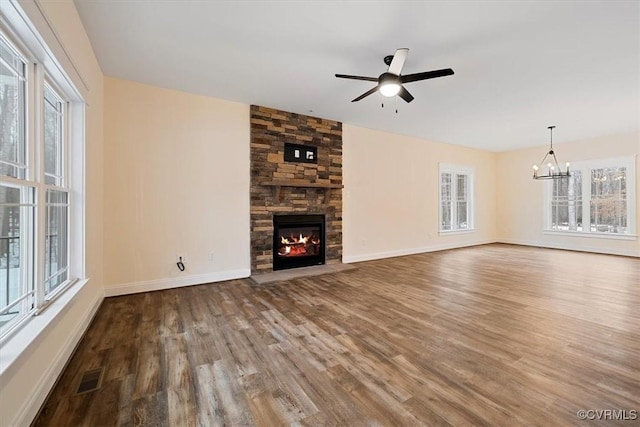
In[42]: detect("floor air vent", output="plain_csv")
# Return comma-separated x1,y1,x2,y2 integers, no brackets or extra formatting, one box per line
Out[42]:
77,368,104,394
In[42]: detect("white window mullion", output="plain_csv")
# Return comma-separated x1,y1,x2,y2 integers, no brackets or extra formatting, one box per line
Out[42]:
62,100,68,188
25,61,36,182
33,63,46,309
626,163,636,235
451,176,458,228
69,102,84,280
581,168,590,232
20,187,34,315
26,62,37,313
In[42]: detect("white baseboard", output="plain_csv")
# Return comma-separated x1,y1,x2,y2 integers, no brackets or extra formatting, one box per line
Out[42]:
342,240,495,263
498,238,640,258
9,284,103,427
104,269,251,297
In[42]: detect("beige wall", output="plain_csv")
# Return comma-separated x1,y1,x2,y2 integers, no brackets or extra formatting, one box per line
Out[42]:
497,132,640,256
103,78,250,295
342,124,498,262
0,1,104,425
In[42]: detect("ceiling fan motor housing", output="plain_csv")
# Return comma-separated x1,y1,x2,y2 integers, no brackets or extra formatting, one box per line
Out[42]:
379,72,400,85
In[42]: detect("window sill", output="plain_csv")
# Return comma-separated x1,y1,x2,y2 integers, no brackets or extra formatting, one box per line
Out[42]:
543,230,637,241
439,228,477,236
0,278,89,376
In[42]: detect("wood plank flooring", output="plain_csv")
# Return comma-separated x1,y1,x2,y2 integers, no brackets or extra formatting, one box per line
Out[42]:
34,244,640,426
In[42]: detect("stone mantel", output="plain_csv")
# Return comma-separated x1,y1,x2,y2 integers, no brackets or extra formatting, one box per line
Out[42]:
260,180,344,203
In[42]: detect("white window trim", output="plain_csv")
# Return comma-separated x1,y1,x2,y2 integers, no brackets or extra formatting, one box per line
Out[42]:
543,156,636,239
439,163,476,234
0,9,86,345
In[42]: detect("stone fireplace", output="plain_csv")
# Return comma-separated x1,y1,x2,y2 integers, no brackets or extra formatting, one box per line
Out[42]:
250,105,342,274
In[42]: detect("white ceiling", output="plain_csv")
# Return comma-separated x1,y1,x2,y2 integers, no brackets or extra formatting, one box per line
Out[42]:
74,0,639,152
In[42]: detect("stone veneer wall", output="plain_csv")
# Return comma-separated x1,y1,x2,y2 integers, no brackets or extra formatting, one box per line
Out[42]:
250,105,343,273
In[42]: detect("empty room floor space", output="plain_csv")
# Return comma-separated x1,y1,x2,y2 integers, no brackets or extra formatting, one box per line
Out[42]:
34,244,640,426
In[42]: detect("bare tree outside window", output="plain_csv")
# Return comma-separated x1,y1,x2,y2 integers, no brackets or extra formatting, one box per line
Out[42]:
441,173,452,231
590,168,627,234
551,171,582,231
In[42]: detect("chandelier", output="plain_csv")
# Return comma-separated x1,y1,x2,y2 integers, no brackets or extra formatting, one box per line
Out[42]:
532,126,571,180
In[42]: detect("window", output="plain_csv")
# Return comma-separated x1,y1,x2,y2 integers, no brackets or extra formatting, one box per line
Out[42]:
440,164,474,232
44,85,65,186
551,171,583,231
590,167,628,233
0,29,83,340
0,34,26,179
546,158,635,237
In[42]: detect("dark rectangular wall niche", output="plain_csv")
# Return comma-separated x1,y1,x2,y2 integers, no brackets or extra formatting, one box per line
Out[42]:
284,142,318,164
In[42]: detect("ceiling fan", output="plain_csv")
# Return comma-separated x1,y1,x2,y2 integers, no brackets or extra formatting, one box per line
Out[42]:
335,48,454,103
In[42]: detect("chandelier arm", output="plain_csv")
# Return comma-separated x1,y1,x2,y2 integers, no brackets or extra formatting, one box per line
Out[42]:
538,152,550,168
551,152,561,169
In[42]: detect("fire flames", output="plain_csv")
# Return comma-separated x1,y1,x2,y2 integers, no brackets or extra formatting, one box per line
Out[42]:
281,234,308,245
278,233,320,257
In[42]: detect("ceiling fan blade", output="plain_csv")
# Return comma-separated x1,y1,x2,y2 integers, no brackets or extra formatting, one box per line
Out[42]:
351,86,379,102
398,86,414,103
335,74,378,82
387,48,409,75
401,68,454,83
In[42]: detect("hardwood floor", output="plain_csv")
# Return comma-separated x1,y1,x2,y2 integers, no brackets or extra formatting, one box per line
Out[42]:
34,244,640,426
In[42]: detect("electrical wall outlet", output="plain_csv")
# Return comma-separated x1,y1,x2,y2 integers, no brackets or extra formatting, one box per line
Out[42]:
208,252,214,261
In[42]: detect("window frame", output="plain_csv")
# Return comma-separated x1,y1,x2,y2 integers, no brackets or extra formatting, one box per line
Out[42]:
439,163,475,234
0,22,84,342
543,156,636,240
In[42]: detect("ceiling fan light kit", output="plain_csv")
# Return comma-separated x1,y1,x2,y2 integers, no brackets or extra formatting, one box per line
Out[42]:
378,73,401,97
335,48,454,104
532,125,571,180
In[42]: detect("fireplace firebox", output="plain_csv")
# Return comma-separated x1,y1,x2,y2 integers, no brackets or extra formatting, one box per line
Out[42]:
273,214,325,271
